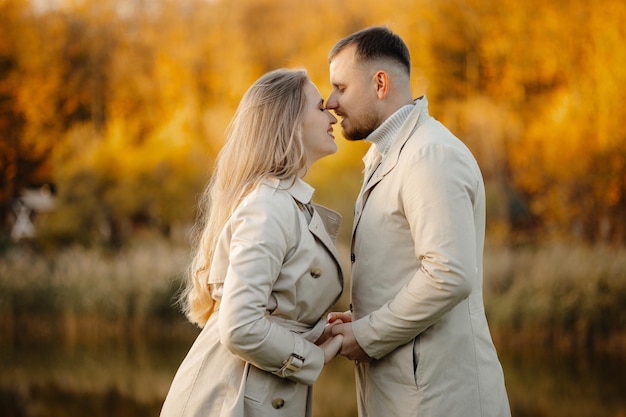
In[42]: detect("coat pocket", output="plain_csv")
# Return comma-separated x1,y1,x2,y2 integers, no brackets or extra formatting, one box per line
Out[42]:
244,364,270,403
244,364,306,414
368,339,417,387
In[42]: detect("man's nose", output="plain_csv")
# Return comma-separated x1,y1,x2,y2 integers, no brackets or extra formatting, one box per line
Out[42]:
326,93,338,110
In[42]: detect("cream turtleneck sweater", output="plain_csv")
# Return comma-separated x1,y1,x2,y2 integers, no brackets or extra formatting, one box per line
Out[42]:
365,103,415,157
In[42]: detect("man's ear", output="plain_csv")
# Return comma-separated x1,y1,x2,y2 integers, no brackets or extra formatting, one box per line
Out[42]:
374,70,389,99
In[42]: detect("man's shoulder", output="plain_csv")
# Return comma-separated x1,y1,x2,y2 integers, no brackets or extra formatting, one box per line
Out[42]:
400,118,480,172
405,116,460,149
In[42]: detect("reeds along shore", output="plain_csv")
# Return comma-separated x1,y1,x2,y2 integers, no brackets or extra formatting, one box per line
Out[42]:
483,242,626,355
0,240,195,344
1,239,625,354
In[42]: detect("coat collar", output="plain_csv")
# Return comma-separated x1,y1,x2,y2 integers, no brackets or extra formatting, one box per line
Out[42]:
353,96,429,236
261,176,315,204
262,176,345,288
368,96,428,180
260,176,343,245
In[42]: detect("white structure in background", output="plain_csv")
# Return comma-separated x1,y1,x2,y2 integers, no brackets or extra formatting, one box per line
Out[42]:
11,185,56,241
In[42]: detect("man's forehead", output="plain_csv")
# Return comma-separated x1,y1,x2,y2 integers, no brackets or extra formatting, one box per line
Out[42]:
330,45,358,79
331,44,357,66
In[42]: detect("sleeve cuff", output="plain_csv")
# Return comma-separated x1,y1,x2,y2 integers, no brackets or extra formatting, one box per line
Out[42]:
351,315,387,360
272,337,306,377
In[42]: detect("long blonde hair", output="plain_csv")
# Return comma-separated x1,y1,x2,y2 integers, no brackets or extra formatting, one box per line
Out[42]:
182,69,310,327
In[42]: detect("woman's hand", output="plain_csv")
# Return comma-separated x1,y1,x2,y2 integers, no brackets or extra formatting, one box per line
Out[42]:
316,319,345,364
315,318,343,346
319,333,344,364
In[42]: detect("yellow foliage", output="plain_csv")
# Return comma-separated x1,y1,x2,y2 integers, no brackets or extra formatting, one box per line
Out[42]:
2,0,626,244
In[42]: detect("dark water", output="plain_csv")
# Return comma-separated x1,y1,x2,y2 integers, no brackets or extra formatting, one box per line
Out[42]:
1,336,625,417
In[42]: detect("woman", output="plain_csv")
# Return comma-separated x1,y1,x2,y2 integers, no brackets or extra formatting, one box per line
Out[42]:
160,69,345,417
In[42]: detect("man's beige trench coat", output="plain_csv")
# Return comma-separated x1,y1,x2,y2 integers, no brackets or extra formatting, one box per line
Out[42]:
160,177,344,417
349,97,511,417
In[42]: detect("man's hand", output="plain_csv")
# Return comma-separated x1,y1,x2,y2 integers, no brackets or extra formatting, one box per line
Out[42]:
327,311,353,324
330,322,373,363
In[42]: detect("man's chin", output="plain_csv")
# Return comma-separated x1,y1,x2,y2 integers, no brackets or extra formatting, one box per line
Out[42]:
342,130,367,141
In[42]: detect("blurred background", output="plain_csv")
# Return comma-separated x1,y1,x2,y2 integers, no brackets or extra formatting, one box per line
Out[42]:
1,0,625,416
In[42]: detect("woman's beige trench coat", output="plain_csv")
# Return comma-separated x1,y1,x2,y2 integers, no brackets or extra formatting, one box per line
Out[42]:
160,177,344,417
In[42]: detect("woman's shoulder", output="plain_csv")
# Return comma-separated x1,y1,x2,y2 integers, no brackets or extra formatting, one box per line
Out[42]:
228,178,302,245
237,177,301,217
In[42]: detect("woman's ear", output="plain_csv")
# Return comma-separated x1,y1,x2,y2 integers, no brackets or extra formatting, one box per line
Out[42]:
374,70,389,99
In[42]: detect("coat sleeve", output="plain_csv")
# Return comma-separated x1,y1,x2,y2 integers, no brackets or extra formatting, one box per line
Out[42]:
217,189,325,385
352,141,480,359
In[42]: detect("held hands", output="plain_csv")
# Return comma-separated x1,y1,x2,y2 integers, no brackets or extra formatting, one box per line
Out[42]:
327,311,352,325
316,319,344,364
327,311,373,363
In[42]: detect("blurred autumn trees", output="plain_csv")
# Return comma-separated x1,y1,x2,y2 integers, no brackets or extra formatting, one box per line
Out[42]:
1,0,625,247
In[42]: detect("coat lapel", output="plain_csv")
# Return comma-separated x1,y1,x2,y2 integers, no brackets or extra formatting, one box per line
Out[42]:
279,177,345,284
309,205,345,280
352,98,427,237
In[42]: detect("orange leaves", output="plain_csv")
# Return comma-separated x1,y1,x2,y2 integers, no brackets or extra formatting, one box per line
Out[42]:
2,0,626,244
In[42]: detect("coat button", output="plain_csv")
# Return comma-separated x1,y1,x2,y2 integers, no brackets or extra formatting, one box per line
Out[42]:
272,398,285,409
350,253,355,263
310,267,322,278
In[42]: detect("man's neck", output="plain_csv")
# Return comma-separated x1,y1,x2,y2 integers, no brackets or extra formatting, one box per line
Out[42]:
366,103,414,156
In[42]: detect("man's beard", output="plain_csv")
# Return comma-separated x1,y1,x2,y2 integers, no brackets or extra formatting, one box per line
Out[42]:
342,114,378,141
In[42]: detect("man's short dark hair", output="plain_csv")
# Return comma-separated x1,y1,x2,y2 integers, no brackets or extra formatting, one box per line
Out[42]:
329,26,411,75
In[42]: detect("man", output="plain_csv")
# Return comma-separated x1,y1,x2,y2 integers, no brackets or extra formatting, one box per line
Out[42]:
326,26,511,417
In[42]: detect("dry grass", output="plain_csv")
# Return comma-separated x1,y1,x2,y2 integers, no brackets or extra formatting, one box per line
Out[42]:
1,239,625,353
483,241,626,353
0,239,191,342
1,239,625,417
